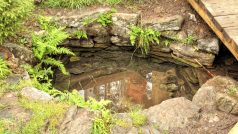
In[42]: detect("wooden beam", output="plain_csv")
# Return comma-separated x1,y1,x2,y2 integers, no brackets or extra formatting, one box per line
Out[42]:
187,0,238,60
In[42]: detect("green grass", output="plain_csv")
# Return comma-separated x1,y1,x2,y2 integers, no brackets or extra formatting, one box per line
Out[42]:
43,0,122,8
129,106,146,127
19,98,67,134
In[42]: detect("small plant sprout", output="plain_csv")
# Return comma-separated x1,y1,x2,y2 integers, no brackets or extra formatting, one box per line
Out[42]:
183,34,197,45
227,86,238,95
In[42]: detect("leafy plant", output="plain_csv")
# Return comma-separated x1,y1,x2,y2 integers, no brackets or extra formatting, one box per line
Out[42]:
129,25,161,55
129,106,146,127
83,10,115,27
96,10,115,27
0,58,11,79
0,0,34,44
32,16,75,75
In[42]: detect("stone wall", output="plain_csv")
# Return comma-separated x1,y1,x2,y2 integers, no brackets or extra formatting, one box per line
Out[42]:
54,8,219,67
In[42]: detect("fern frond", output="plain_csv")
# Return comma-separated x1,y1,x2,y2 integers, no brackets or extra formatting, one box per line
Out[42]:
41,58,69,75
0,58,11,79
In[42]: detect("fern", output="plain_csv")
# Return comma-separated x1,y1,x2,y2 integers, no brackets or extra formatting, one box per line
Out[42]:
32,16,75,75
73,30,88,39
129,25,161,55
41,58,68,75
0,58,11,79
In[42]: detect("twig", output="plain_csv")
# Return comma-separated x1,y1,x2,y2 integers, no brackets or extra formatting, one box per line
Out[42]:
195,59,215,77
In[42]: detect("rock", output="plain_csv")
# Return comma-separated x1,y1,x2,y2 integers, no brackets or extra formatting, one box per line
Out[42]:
86,23,109,37
110,13,140,46
170,43,215,66
3,43,34,64
20,87,53,102
144,15,184,31
161,31,187,41
0,92,32,126
229,122,238,134
93,36,111,44
111,113,133,134
144,97,200,130
169,109,238,134
151,44,171,53
59,106,94,134
151,69,180,105
69,39,94,48
216,93,238,114
34,0,43,4
0,46,19,71
94,43,111,48
56,8,112,28
193,76,238,114
197,38,219,54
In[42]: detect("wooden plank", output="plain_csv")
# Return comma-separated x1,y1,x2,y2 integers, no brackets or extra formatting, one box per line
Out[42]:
200,0,238,16
215,15,238,28
187,0,238,60
225,27,238,44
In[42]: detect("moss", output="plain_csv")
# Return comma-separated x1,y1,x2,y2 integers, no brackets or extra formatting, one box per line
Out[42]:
227,86,238,96
19,98,68,134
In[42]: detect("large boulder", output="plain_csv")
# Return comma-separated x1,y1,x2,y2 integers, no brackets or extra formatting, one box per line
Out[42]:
144,97,200,130
193,76,238,115
20,87,53,102
59,106,94,134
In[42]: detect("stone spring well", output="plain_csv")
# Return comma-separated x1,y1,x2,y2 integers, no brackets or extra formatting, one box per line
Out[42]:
50,8,238,111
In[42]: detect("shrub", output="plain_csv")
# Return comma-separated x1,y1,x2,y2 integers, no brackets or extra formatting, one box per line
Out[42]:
32,16,75,75
0,58,11,79
129,25,161,55
0,0,34,44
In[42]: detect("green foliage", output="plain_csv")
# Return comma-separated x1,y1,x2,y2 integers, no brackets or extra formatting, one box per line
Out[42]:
182,35,196,45
0,58,11,79
0,118,19,134
19,98,67,134
73,30,88,39
129,106,146,127
43,0,121,8
83,10,115,27
129,25,161,55
0,0,34,44
96,10,115,26
32,16,75,75
227,86,238,95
